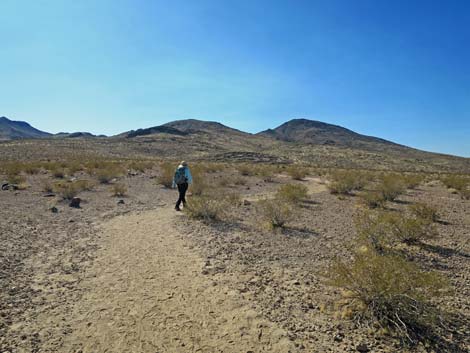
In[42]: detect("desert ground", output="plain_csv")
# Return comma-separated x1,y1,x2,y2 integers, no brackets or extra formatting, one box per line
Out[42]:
1,149,469,352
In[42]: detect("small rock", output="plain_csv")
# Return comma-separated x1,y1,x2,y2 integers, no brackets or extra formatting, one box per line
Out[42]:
69,197,81,208
356,343,369,352
1,183,9,191
43,193,56,197
243,199,251,206
117,199,125,205
50,206,58,213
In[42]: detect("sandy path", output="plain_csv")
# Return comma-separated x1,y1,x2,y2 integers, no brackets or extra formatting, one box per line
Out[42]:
59,207,295,353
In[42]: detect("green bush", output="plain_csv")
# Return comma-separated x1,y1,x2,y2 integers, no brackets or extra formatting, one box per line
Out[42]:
327,250,450,345
257,199,293,230
276,184,308,204
328,170,368,195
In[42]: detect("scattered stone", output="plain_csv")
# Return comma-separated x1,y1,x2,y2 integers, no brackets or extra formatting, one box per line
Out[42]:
243,199,251,206
356,343,369,352
2,183,18,191
43,193,56,197
50,206,58,213
69,197,81,208
1,183,9,190
117,199,125,205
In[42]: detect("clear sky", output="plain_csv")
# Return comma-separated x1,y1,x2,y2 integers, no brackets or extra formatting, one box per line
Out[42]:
1,0,469,157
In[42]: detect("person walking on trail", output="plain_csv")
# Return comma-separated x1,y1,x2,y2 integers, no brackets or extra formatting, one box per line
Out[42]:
172,161,193,211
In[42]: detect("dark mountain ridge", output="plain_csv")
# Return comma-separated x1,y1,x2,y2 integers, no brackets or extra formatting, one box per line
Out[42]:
0,116,52,140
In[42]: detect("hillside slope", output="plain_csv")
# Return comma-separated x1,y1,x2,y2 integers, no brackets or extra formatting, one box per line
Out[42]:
0,116,52,140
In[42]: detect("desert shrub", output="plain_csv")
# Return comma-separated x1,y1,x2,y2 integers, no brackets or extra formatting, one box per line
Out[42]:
51,167,66,179
23,163,40,175
287,165,307,180
276,184,308,204
185,195,231,222
111,183,127,197
67,161,84,175
409,202,440,223
190,168,209,196
358,191,386,209
237,164,255,176
256,164,276,182
440,175,469,191
378,174,406,201
402,174,425,189
96,165,123,184
157,162,175,188
327,250,450,345
53,180,91,200
356,210,437,250
42,181,54,193
328,170,368,195
232,175,247,186
3,163,25,184
128,160,153,173
257,199,293,230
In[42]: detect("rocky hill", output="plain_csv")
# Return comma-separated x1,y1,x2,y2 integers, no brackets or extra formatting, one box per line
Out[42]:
0,116,52,140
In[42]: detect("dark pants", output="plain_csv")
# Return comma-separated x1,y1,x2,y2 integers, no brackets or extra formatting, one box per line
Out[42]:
176,182,188,209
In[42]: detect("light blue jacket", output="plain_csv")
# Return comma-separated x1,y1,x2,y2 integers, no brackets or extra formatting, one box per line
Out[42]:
172,165,193,188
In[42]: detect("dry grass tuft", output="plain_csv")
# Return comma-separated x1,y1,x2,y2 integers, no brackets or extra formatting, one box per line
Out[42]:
111,183,127,197
276,184,308,204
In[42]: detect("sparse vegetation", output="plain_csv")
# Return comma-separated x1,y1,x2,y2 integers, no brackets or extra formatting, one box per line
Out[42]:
409,202,440,223
257,198,293,230
95,164,123,184
276,184,308,204
441,174,470,199
377,174,406,201
287,165,307,180
53,180,93,200
157,162,175,188
327,249,450,346
358,190,386,209
328,170,368,195
185,194,231,222
111,183,127,197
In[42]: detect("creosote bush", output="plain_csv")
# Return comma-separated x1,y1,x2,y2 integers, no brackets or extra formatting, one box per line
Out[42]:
257,199,293,230
328,170,368,195
276,184,308,204
95,165,123,184
111,183,127,197
157,162,175,188
185,193,237,222
409,202,440,223
236,164,255,176
287,165,308,180
377,174,406,201
355,209,437,251
358,191,386,209
327,249,450,346
440,174,470,200
53,180,93,200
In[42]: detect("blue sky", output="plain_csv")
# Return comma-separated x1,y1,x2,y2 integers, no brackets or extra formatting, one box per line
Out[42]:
1,0,469,157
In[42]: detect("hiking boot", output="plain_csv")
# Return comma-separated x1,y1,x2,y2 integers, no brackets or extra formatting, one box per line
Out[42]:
175,207,181,212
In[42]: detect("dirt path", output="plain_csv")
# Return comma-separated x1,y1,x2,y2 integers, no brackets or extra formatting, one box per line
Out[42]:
56,207,296,353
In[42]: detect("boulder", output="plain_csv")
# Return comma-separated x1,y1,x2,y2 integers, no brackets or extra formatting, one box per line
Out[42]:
69,197,81,208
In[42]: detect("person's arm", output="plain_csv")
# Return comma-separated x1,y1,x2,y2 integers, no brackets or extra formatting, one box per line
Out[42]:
186,168,193,184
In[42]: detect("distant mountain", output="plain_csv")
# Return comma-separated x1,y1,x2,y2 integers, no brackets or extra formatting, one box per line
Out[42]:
162,119,250,136
258,118,406,152
0,116,52,140
54,132,104,138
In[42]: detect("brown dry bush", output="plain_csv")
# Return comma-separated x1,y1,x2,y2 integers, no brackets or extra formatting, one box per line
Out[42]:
358,190,386,209
287,165,308,180
185,193,236,222
257,198,293,230
111,183,127,197
96,165,123,184
23,163,40,175
236,163,255,176
53,180,93,200
128,160,154,173
328,170,368,195
402,174,425,189
255,164,276,182
157,162,175,188
440,174,469,191
327,249,450,346
276,184,308,204
51,167,66,179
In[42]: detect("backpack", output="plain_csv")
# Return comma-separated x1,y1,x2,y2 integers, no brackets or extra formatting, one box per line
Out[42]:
174,166,187,185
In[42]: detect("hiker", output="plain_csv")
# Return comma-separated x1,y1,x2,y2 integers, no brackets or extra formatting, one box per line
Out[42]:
172,161,193,211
